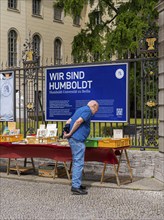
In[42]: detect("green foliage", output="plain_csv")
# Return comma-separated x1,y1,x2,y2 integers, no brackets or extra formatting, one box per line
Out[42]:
54,0,158,61
54,0,89,17
106,0,158,57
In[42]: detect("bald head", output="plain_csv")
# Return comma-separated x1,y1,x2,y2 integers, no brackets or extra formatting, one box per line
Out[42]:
87,100,99,114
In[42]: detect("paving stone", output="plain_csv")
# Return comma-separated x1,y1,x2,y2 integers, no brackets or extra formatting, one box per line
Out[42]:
0,178,163,220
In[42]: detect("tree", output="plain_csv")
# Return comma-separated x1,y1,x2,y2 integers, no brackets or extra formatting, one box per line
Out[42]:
54,0,158,61
106,0,158,59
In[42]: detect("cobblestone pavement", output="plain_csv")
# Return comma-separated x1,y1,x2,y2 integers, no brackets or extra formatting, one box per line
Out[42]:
0,178,163,220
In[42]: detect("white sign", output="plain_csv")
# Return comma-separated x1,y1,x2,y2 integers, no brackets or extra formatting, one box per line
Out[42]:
113,129,123,139
0,71,14,121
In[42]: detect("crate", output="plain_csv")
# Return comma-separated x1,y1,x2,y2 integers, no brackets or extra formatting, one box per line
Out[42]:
38,163,66,178
85,138,101,148
38,163,55,178
98,138,123,148
26,136,38,144
121,138,130,146
57,139,69,146
26,136,58,144
43,136,58,144
0,134,23,142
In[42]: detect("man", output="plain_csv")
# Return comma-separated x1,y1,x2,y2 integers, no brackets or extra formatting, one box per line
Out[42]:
64,100,99,195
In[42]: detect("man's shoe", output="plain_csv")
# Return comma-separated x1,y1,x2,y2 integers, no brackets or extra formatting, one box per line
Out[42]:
71,187,88,195
80,185,86,190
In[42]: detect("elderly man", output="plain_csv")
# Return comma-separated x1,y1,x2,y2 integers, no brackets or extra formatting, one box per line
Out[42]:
64,100,99,195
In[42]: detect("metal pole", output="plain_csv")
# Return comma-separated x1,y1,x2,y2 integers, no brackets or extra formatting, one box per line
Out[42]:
140,60,145,150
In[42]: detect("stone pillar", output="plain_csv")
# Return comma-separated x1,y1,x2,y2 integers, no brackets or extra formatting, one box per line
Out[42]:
154,1,164,182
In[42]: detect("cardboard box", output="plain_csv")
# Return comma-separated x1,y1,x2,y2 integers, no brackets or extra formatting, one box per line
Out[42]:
38,163,55,178
38,163,66,178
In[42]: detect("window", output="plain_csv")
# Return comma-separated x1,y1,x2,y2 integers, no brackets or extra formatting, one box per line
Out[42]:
73,16,80,26
93,52,100,61
32,0,41,16
115,0,127,8
94,11,101,25
33,34,40,62
8,30,17,67
89,10,102,26
116,0,127,3
54,39,62,65
54,6,63,21
8,0,17,9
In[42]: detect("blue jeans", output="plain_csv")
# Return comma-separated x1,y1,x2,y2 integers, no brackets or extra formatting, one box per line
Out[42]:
68,137,85,188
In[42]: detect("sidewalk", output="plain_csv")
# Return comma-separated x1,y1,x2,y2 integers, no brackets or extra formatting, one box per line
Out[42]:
0,174,164,220
0,162,164,220
0,164,163,191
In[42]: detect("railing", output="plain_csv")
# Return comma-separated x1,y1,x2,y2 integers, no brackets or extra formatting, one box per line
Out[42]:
0,56,158,149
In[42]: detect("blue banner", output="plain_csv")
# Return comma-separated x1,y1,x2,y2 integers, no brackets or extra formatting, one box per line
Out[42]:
45,63,128,122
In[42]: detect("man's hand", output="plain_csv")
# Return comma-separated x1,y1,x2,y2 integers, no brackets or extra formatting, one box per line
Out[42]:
63,117,84,139
63,131,71,139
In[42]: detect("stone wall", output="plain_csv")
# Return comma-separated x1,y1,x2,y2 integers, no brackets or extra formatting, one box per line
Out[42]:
154,0,164,182
84,150,162,179
1,150,162,180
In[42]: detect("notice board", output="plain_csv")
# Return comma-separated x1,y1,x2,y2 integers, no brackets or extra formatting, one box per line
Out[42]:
45,63,128,122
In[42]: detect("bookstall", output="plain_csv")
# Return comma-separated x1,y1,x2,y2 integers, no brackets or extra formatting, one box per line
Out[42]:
0,137,132,186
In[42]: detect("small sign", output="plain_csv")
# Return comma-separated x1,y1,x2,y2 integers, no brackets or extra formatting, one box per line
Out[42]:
39,124,45,130
8,122,16,131
113,129,123,139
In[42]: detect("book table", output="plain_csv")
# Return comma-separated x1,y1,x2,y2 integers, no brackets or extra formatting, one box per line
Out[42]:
0,142,133,185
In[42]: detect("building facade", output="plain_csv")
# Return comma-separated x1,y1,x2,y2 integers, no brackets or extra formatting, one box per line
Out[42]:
0,0,88,67
0,0,129,68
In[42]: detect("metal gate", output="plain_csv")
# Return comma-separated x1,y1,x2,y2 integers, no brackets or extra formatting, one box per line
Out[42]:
0,33,158,149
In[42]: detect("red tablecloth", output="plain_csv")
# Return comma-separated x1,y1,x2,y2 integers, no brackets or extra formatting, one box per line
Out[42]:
0,142,128,165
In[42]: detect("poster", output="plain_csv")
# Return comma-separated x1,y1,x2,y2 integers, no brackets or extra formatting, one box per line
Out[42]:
45,63,128,122
0,71,14,121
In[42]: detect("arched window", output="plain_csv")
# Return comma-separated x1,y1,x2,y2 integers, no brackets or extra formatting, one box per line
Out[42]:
8,30,17,67
33,34,40,60
54,39,62,65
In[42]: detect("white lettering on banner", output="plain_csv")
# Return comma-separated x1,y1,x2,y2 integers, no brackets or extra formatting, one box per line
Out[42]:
66,71,85,80
49,72,64,80
49,71,85,81
49,80,92,90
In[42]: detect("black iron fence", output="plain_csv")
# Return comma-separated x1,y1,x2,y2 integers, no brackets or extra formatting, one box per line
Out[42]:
0,55,158,149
